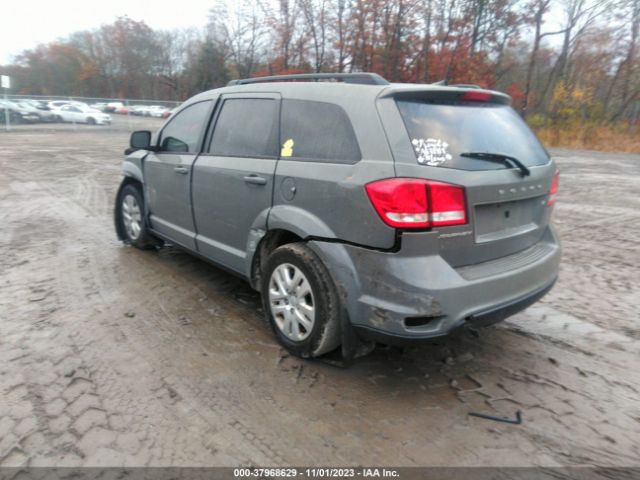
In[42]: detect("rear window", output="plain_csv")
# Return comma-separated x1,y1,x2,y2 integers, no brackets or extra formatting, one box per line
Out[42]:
396,101,549,170
280,99,361,163
210,99,278,158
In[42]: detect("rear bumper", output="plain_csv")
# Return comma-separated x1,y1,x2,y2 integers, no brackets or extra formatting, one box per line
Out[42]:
352,277,556,345
308,226,560,343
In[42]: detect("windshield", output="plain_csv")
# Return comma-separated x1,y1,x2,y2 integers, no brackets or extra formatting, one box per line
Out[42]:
396,100,549,170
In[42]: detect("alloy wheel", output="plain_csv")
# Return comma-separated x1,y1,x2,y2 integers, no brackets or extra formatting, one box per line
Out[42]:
268,263,316,341
121,194,142,240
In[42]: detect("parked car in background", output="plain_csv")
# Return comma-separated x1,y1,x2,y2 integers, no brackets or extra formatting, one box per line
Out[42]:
48,100,71,110
0,100,40,123
48,100,90,112
23,99,53,111
55,105,112,125
14,101,57,122
89,102,109,112
161,107,177,119
129,105,149,116
105,101,124,113
147,105,169,118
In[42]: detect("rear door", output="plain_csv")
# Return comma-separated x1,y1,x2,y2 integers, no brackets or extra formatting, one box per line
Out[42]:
144,100,214,249
191,93,280,273
378,89,557,266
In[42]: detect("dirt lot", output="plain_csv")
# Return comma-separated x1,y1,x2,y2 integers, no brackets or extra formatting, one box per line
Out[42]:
0,117,639,468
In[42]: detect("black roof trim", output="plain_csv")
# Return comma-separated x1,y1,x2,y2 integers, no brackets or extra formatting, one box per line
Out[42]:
227,73,389,86
430,80,483,89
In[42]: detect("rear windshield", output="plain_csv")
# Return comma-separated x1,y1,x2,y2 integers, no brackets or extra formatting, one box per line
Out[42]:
396,100,549,170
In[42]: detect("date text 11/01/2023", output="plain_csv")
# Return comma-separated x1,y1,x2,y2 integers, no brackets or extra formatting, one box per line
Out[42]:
233,468,400,478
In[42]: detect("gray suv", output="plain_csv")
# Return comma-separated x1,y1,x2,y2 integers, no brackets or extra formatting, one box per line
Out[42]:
114,73,560,360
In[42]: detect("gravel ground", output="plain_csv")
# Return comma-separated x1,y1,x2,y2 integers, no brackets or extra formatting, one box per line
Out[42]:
0,117,639,468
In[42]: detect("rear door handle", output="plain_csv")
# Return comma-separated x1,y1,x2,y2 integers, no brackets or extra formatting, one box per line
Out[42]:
243,175,267,186
174,166,189,175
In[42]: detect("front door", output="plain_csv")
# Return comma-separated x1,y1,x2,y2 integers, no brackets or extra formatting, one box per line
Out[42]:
192,94,280,274
144,100,213,249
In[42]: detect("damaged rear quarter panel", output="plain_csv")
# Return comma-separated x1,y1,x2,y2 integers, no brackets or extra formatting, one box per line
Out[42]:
307,236,445,331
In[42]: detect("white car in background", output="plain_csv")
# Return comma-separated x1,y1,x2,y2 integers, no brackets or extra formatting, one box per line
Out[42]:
105,101,124,113
55,105,112,125
89,102,109,112
48,100,89,110
147,105,170,118
129,105,148,116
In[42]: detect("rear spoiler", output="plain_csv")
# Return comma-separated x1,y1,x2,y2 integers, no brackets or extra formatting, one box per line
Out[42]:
379,86,511,106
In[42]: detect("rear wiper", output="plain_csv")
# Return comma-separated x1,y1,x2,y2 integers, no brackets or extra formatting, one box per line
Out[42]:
460,152,531,177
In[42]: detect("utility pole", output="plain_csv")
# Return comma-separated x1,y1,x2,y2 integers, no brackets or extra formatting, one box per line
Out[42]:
1,75,10,132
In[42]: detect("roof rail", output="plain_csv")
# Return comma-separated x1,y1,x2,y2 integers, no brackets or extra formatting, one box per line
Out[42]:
451,83,482,89
227,72,389,86
430,80,484,89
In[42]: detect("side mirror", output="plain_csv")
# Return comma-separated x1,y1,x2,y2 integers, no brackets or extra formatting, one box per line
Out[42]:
130,130,152,150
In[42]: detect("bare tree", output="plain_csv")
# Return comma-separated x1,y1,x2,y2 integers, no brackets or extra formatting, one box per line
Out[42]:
301,0,330,71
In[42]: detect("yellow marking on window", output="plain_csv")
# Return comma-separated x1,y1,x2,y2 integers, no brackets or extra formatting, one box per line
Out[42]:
281,138,294,157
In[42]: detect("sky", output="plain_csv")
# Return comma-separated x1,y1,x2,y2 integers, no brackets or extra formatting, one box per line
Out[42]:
1,0,567,66
1,0,215,64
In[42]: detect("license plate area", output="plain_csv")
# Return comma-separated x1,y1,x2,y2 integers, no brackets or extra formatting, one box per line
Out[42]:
474,196,546,243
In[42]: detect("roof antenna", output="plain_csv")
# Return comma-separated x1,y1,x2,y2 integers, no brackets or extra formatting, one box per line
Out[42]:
431,79,448,86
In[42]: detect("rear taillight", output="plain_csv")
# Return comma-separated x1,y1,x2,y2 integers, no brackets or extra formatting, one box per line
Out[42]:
365,178,467,229
547,169,560,206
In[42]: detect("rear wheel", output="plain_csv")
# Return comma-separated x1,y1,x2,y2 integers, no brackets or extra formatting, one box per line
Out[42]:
117,184,155,249
87,117,96,125
262,243,341,358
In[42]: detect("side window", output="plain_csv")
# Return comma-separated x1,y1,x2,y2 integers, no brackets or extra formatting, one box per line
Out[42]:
159,101,212,153
280,99,361,163
209,99,278,158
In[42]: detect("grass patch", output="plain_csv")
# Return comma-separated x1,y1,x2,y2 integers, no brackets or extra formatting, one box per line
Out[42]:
531,123,640,153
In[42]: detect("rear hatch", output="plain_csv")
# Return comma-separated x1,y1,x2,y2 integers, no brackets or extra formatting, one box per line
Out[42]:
376,86,557,267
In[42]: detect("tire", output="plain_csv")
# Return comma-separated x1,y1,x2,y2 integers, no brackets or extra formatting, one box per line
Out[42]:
116,184,155,249
55,115,63,122
87,117,96,125
262,243,342,358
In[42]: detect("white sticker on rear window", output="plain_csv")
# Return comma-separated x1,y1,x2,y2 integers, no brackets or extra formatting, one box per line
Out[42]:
411,138,452,166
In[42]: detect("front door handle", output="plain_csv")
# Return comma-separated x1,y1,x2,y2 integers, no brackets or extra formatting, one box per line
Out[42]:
174,166,189,175
243,175,267,186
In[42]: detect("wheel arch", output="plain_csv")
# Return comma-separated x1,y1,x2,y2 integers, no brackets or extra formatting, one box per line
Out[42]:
121,158,145,183
246,205,337,289
248,229,304,290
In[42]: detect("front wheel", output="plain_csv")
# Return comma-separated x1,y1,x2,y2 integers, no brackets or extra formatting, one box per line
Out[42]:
116,184,155,249
262,243,342,358
87,117,96,125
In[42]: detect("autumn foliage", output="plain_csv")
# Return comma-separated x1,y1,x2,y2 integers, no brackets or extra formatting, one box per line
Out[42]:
0,0,638,149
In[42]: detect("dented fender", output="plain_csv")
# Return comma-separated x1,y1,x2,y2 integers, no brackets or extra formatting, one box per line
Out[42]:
308,236,444,334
